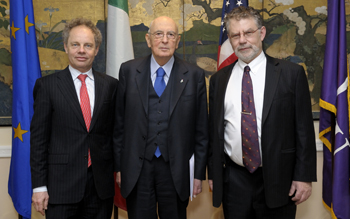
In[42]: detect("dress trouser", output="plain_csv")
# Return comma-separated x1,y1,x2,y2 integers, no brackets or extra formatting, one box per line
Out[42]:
46,167,113,219
126,156,189,219
222,154,296,219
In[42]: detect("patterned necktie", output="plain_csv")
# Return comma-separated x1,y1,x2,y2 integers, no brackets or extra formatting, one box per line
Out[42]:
154,67,166,97
78,74,92,167
241,66,260,173
154,67,166,158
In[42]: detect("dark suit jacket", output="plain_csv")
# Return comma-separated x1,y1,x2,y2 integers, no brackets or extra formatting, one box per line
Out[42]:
114,55,208,201
208,55,317,208
30,67,118,204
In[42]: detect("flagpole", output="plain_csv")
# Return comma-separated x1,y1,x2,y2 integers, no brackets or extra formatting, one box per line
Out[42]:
114,206,118,219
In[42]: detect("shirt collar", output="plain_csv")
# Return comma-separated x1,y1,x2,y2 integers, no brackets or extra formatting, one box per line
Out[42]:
237,51,266,76
69,65,94,81
150,55,175,77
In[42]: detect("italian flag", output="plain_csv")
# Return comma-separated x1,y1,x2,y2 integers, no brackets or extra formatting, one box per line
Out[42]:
107,0,131,211
106,0,134,79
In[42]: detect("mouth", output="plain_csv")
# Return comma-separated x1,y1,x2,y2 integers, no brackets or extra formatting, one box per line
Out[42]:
159,47,169,51
238,46,251,52
76,57,88,61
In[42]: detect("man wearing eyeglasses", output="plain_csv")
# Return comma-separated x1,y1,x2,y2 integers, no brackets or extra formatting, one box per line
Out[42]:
208,6,316,218
114,16,208,219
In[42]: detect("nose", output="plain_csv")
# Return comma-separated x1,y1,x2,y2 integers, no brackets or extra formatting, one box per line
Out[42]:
161,34,168,43
78,45,85,53
239,33,247,44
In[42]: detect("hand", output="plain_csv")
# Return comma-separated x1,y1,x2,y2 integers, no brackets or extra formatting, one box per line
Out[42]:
32,191,49,216
289,181,312,205
116,171,121,188
193,179,202,198
208,179,213,191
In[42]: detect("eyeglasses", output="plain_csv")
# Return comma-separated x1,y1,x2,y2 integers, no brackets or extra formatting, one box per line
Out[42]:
229,28,260,40
150,31,178,40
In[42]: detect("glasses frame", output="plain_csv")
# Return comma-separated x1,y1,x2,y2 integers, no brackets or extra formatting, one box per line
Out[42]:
150,31,178,40
229,28,261,40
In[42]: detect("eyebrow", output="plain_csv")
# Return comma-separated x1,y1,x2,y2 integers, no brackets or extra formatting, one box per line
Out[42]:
232,28,256,33
154,30,176,33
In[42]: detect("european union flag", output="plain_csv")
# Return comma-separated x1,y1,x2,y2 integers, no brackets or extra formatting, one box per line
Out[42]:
319,0,350,218
8,0,41,218
217,0,248,70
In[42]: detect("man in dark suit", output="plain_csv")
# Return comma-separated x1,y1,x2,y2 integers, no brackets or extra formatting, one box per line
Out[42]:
208,6,316,219
30,18,118,218
114,16,208,219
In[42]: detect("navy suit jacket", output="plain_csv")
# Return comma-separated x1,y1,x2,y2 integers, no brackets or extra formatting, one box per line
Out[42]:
114,55,209,201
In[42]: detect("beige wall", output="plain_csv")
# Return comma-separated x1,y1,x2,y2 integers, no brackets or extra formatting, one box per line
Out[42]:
0,123,331,219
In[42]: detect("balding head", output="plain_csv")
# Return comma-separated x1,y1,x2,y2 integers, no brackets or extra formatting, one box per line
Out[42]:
145,16,181,66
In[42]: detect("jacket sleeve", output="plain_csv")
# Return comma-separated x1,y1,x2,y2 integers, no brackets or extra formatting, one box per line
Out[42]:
30,78,52,188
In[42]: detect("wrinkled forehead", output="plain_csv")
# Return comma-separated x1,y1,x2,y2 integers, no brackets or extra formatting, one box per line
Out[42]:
150,18,178,33
229,17,258,31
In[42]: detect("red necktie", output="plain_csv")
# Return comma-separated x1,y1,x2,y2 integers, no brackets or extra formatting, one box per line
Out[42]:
78,74,92,167
241,66,260,173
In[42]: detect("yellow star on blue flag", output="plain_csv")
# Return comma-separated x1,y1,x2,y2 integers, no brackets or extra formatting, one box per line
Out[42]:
13,123,28,142
10,21,20,39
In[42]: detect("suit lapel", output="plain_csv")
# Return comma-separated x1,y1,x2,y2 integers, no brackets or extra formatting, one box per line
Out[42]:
56,68,86,130
135,56,151,115
90,70,104,132
262,56,280,126
169,57,188,116
216,63,235,139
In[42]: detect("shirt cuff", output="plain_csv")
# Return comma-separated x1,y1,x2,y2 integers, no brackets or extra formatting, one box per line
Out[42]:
33,186,47,193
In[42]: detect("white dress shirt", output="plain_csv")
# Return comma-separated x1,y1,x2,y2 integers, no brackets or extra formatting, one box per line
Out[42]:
224,52,266,166
150,55,175,86
70,65,95,117
33,66,95,193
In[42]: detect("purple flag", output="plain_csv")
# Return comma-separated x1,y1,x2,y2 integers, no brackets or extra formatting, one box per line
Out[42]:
319,0,350,218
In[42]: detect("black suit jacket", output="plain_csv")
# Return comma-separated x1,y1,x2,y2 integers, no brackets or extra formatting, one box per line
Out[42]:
30,67,118,204
114,55,208,201
208,55,317,208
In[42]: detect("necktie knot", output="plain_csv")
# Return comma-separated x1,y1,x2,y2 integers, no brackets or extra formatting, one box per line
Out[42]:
244,66,250,74
157,67,165,78
78,74,88,83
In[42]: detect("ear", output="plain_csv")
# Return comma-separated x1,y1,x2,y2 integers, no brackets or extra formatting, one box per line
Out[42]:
64,43,68,54
260,26,266,42
175,34,181,49
95,46,100,56
145,33,151,48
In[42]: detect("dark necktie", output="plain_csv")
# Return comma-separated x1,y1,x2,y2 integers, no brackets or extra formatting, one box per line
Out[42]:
241,66,260,173
154,67,166,158
78,74,92,167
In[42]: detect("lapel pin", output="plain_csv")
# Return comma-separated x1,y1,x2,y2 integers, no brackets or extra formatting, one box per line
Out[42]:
180,79,183,83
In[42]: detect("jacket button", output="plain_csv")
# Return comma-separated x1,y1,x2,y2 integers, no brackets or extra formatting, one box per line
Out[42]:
223,163,226,168
139,157,143,160
142,135,146,140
